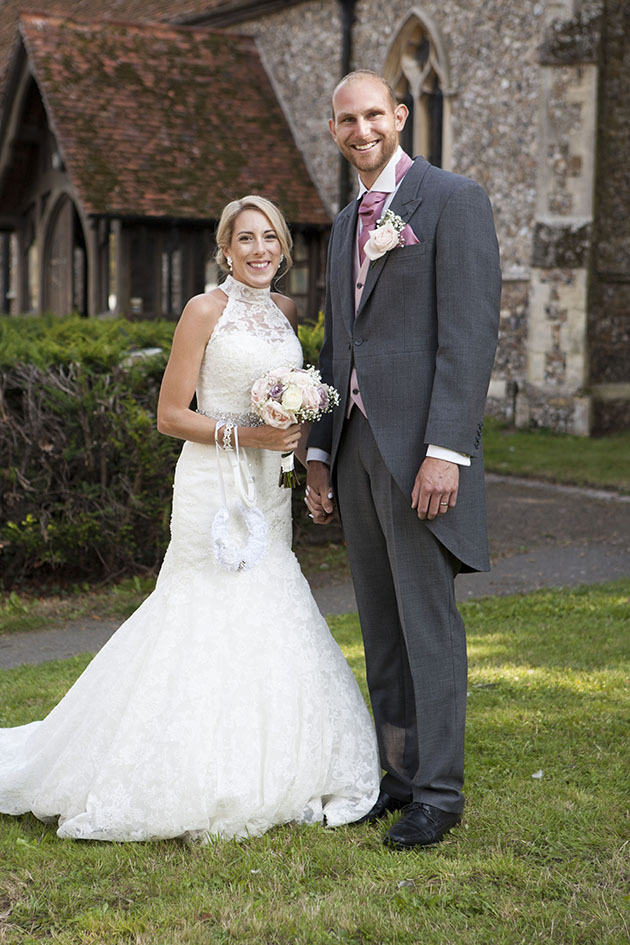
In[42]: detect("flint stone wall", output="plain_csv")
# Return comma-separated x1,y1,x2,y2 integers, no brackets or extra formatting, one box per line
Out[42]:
227,0,628,433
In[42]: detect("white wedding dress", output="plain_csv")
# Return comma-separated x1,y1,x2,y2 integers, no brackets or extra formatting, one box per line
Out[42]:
0,276,379,842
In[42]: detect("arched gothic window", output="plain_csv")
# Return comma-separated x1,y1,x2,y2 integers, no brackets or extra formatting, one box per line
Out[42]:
384,11,451,169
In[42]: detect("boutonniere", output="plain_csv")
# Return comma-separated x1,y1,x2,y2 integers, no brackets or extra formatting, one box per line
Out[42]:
364,210,406,262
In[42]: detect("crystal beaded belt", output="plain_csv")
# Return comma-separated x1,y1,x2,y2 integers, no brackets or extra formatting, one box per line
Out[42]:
196,407,264,427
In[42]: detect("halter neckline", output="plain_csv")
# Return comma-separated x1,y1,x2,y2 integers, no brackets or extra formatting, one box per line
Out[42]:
221,275,272,302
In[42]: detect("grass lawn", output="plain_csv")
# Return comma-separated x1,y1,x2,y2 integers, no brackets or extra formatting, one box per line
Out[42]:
0,580,628,945
482,419,630,493
0,575,158,638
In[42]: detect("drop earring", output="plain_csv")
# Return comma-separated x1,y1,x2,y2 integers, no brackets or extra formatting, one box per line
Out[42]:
226,257,232,271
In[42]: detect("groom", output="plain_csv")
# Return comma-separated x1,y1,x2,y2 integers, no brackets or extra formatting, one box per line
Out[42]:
306,70,501,849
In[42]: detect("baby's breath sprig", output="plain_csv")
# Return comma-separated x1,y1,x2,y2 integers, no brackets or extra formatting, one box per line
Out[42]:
375,209,406,245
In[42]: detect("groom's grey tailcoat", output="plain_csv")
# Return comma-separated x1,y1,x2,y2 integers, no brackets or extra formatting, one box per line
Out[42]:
310,157,502,573
310,156,501,810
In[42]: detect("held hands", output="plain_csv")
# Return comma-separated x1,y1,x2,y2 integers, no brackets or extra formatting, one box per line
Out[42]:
305,461,336,525
411,457,459,520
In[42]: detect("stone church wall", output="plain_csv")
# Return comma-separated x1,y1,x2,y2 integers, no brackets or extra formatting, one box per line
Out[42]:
229,1,542,417
232,0,542,273
226,0,628,433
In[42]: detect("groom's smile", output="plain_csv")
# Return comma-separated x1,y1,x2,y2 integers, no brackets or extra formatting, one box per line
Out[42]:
353,141,381,153
329,73,408,189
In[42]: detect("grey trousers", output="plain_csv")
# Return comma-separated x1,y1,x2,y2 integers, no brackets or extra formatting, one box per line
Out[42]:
335,408,467,814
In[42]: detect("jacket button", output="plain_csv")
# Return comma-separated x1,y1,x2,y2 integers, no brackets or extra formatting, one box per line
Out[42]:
354,338,363,346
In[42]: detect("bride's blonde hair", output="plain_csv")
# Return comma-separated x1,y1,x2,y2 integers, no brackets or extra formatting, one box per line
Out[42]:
215,195,293,274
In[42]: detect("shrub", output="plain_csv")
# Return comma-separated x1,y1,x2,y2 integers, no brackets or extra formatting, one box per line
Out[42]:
297,311,325,369
0,316,179,587
1,311,328,588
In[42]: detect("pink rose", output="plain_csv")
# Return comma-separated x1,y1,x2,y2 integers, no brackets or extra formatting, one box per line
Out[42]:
268,367,291,381
364,222,400,261
260,401,295,429
289,370,313,390
301,385,321,412
251,375,269,406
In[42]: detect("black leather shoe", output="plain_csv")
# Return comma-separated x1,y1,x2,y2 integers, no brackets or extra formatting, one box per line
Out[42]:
352,790,410,826
383,802,461,849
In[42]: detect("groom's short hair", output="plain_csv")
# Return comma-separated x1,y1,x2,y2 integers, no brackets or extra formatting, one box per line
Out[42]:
331,71,399,118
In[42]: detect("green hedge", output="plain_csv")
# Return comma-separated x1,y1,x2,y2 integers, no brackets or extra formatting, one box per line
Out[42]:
297,310,324,369
1,313,325,588
0,315,179,587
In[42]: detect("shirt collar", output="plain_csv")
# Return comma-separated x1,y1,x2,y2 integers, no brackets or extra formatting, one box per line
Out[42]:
357,146,403,199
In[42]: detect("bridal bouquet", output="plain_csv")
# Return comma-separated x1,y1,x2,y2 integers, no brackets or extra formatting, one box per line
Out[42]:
251,365,339,487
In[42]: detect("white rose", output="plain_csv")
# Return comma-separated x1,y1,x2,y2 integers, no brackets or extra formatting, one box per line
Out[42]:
281,384,303,411
364,222,400,261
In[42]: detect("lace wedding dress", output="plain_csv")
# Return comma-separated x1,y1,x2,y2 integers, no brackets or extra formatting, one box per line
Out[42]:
0,276,379,842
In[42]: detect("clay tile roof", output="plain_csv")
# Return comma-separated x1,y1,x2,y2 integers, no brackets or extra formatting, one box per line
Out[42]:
19,12,330,224
0,3,234,96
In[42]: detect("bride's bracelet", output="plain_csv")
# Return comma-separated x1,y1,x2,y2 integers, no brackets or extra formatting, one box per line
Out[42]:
222,421,235,452
207,417,238,452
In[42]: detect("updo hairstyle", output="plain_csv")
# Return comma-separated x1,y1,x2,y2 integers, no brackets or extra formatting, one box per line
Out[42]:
215,195,293,275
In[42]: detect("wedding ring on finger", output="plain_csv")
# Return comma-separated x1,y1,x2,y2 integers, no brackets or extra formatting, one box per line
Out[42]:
439,501,449,507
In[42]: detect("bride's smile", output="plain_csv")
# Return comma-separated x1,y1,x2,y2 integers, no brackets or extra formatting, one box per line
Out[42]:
227,208,282,288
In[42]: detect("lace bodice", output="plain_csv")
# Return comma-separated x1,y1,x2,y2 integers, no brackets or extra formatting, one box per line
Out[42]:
197,276,303,424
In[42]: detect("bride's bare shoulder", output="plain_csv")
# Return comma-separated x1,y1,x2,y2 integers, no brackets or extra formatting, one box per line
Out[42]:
176,288,228,334
181,288,227,320
168,290,229,351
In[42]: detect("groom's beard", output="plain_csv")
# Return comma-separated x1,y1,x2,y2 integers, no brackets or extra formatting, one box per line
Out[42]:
341,133,398,179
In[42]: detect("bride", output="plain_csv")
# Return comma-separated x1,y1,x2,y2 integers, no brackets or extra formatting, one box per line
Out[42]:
0,195,380,842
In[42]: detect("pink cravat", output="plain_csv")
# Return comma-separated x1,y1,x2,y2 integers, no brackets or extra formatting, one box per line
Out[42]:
357,191,388,266
357,152,414,266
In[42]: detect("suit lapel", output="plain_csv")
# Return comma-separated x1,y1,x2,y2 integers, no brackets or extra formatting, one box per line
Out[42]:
356,157,430,317
333,198,360,331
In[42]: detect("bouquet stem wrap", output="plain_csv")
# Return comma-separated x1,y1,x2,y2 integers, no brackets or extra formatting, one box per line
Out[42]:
279,451,299,488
